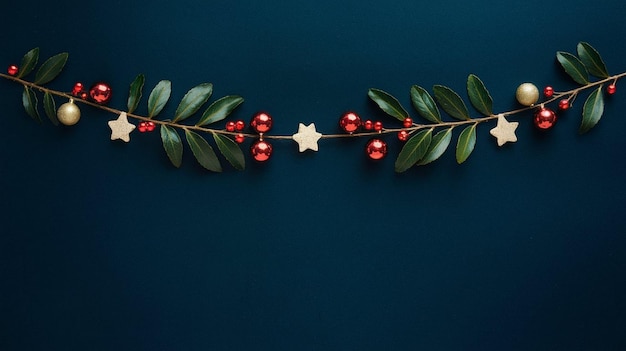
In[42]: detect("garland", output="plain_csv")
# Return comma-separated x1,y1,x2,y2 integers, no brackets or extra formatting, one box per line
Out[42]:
2,42,623,173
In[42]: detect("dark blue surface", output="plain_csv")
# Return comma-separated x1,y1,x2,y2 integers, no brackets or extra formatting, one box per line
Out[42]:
1,1,626,350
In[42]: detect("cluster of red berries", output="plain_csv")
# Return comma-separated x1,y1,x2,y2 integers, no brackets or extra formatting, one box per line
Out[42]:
224,112,275,162
137,121,156,133
71,82,112,105
539,83,618,130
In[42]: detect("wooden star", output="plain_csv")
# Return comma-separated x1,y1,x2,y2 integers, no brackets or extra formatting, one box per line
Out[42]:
489,114,519,146
292,123,322,152
108,112,136,143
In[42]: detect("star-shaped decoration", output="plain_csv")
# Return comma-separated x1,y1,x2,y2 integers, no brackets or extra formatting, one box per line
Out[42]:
108,112,136,143
292,123,323,152
489,114,519,147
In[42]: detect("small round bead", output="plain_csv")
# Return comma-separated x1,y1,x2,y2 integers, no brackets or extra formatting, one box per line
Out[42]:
72,82,84,96
146,121,155,132
543,86,554,98
7,65,18,76
374,121,383,132
250,112,273,133
398,130,409,141
339,112,361,133
226,121,236,132
235,120,245,132
558,99,570,110
364,120,373,131
403,117,413,128
234,134,245,144
79,92,88,100
607,84,617,95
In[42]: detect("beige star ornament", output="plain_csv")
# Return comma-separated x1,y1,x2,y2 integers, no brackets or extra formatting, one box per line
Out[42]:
489,114,519,146
108,112,136,143
292,123,323,152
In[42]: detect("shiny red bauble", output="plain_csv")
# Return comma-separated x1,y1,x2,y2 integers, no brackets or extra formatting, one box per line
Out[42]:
7,65,18,76
89,82,112,104
251,140,273,162
534,107,557,129
543,86,554,98
398,130,409,141
558,99,570,110
403,117,413,128
251,112,273,133
235,134,245,144
339,112,361,133
365,138,388,160
607,84,617,95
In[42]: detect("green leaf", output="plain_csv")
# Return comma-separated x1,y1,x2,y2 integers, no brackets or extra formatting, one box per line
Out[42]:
433,85,470,120
579,86,605,134
456,124,477,164
34,53,68,85
577,42,609,79
467,74,493,116
410,85,441,123
417,128,453,166
197,95,244,126
394,129,433,173
213,132,245,171
22,86,40,122
127,74,145,114
43,92,59,126
185,130,222,172
148,80,172,118
17,48,39,79
160,125,183,168
173,83,213,122
556,51,589,85
368,88,409,121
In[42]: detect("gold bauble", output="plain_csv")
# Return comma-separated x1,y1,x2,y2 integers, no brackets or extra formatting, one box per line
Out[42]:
515,83,540,106
57,101,81,126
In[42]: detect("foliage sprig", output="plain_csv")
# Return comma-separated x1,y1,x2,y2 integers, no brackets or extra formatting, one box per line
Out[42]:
1,42,624,173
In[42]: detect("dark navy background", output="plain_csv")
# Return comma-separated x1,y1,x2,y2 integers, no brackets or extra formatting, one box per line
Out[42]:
1,1,626,350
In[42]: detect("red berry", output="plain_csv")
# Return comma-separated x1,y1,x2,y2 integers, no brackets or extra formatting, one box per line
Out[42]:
339,112,361,134
364,120,373,131
250,112,273,133
558,99,570,110
403,117,413,128
234,133,245,144
543,86,554,98
374,121,383,132
72,82,84,96
80,92,88,100
146,121,155,132
398,130,409,141
607,84,617,95
226,121,236,132
138,122,148,133
534,107,557,129
235,120,245,131
7,65,18,76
